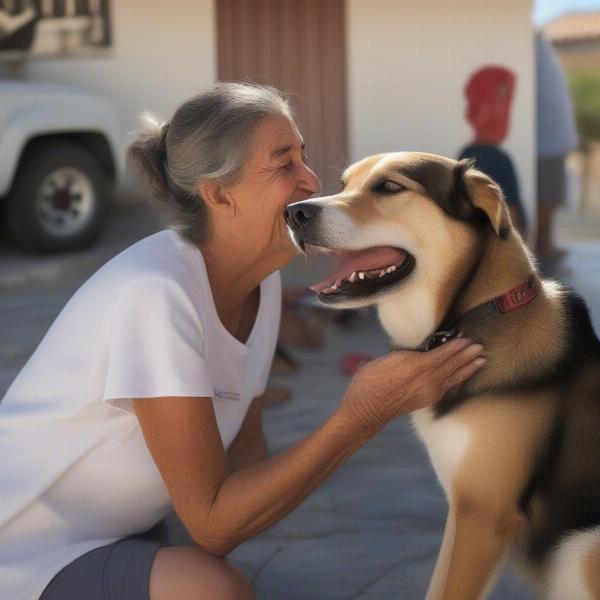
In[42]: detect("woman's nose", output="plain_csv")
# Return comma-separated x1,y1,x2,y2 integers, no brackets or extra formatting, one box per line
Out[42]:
299,164,322,196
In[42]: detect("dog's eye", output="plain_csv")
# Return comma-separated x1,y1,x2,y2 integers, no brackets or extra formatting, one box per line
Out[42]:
381,180,405,194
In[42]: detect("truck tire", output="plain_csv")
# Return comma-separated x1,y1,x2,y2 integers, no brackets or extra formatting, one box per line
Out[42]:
4,139,110,253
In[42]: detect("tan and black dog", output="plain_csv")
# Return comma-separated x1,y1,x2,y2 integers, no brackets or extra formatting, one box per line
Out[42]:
285,152,600,600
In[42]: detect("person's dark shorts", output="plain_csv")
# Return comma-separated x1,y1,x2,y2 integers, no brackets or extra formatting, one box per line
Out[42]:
40,523,169,600
538,155,567,205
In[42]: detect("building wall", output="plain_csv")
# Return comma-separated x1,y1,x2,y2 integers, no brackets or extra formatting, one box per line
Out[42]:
346,0,536,224
24,0,216,176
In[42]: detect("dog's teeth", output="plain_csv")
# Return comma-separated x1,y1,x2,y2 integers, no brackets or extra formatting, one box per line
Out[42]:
335,279,342,287
348,271,357,283
387,265,396,273
358,272,365,280
379,270,386,278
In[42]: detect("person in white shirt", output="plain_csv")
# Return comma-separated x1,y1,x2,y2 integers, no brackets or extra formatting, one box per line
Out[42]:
0,82,485,600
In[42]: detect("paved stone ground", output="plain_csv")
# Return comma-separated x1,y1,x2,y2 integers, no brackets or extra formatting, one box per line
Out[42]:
1,207,599,599
0,202,160,290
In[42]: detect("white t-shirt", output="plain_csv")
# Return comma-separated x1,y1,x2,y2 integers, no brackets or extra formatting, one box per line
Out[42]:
0,229,281,600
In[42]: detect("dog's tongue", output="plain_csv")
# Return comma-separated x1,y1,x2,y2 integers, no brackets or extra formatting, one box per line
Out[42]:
310,247,406,293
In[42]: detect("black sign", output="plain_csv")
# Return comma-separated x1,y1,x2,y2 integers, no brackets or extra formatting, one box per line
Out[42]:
0,0,111,57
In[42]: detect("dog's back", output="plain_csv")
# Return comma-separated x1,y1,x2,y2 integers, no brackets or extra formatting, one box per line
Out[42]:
519,290,600,596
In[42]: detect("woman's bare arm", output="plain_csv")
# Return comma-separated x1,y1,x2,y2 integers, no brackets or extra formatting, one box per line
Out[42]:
226,396,268,471
135,394,368,556
133,338,484,556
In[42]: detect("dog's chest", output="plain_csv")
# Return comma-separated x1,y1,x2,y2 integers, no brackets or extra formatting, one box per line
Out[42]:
411,408,472,495
378,295,439,349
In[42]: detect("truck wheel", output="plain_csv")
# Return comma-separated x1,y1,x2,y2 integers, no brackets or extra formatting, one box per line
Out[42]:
4,140,110,253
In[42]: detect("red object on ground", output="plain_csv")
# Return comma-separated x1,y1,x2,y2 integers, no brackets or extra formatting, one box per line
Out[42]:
465,65,516,145
340,352,376,377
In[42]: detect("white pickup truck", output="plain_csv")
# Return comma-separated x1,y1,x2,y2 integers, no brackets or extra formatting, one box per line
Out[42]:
0,78,123,253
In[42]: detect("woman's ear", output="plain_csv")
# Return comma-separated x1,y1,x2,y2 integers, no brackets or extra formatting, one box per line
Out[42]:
197,180,237,218
462,165,511,238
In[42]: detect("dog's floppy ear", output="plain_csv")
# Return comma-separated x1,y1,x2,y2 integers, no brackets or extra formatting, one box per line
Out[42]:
455,160,510,238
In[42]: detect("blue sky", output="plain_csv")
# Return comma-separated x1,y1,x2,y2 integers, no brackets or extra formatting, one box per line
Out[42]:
534,0,600,24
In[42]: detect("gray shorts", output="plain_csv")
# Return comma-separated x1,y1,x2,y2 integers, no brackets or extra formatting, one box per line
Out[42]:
40,534,165,600
538,155,567,205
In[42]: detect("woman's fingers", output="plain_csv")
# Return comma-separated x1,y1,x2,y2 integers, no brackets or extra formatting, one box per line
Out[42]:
366,338,482,378
435,340,485,386
422,337,473,366
413,337,484,389
380,338,472,370
442,356,486,391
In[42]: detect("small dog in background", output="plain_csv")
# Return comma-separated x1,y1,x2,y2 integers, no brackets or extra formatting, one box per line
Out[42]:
285,152,600,600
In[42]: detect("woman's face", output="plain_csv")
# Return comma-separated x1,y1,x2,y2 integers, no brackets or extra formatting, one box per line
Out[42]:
225,114,321,263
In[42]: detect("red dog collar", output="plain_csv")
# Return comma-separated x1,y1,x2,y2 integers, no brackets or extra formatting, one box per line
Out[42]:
494,276,539,313
420,275,539,351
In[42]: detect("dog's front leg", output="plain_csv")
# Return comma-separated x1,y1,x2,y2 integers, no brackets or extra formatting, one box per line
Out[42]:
423,397,552,600
429,501,517,600
425,509,456,600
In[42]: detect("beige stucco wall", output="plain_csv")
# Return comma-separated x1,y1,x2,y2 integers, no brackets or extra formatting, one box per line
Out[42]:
346,0,536,224
24,0,216,180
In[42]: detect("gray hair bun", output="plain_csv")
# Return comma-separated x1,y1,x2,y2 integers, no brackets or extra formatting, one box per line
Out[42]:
127,111,171,203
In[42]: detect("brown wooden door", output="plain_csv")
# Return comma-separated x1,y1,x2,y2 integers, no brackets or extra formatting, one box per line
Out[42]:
217,0,347,193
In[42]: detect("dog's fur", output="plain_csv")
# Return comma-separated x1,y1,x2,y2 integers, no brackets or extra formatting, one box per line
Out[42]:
285,152,600,600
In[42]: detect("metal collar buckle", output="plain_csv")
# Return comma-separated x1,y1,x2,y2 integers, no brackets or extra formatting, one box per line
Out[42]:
423,329,458,351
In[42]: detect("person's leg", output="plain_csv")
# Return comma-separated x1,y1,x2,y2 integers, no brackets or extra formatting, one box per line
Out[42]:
41,537,254,600
536,202,559,258
536,155,567,260
149,545,255,600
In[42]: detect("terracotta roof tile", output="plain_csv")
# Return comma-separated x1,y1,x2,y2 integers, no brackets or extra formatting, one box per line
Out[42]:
544,11,600,42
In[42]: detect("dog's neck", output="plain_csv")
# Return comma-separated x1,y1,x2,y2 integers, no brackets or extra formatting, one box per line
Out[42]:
378,229,542,351
421,230,567,407
445,230,537,325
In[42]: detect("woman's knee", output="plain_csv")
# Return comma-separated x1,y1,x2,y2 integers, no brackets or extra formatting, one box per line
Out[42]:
150,545,255,600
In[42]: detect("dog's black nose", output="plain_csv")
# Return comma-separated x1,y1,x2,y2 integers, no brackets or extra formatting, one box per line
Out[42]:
285,202,321,230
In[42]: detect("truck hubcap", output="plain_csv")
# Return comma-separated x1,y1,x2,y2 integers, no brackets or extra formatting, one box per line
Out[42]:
37,168,95,237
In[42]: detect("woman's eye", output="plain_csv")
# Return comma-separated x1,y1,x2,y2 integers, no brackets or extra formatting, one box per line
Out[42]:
280,153,308,172
382,180,405,194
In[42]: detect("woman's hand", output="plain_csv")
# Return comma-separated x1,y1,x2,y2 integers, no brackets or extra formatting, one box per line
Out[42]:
339,338,485,434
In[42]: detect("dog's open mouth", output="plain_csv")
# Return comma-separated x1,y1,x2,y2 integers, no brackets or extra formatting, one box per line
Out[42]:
308,245,416,303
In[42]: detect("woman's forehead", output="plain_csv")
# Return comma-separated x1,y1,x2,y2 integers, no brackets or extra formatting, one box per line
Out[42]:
252,115,304,160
